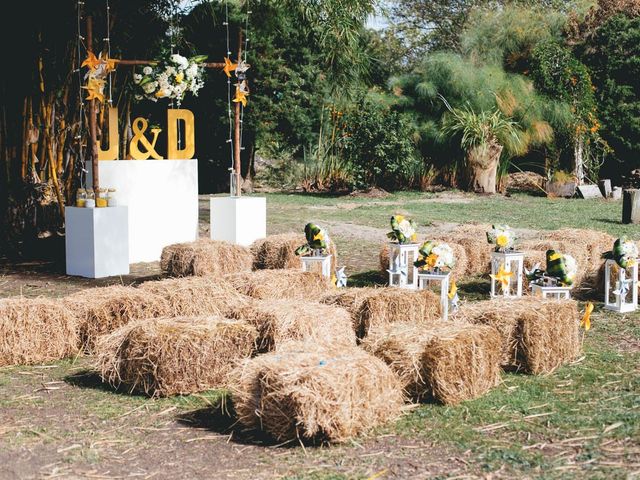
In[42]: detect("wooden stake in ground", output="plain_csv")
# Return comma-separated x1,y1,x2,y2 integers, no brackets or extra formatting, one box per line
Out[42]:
233,29,243,196
622,189,640,224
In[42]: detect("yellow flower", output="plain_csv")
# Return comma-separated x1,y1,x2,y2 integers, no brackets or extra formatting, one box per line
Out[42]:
155,90,166,98
426,254,438,269
395,215,405,223
175,72,184,84
496,234,509,248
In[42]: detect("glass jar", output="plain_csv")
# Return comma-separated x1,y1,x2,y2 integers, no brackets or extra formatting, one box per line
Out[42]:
107,188,117,207
85,189,96,208
96,188,108,208
75,188,87,208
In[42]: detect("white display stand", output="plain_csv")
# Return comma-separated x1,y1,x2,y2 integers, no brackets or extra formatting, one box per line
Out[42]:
418,271,451,321
491,251,524,298
604,259,638,313
531,284,572,300
301,255,332,278
388,243,419,289
210,196,266,247
65,206,130,278
97,160,199,263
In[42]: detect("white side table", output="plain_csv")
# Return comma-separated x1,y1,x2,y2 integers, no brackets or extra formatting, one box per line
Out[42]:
388,243,419,289
417,271,451,321
531,284,572,300
490,251,524,298
301,255,333,279
65,206,130,278
604,259,638,313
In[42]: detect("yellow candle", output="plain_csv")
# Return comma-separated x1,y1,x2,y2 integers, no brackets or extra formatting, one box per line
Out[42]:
76,199,86,208
96,198,108,208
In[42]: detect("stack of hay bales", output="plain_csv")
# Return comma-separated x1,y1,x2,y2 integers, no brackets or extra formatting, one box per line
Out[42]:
64,285,172,352
251,232,338,271
0,298,79,367
138,276,247,317
160,239,252,277
225,270,332,300
457,297,581,374
231,341,404,443
96,316,258,397
362,322,502,404
229,299,356,352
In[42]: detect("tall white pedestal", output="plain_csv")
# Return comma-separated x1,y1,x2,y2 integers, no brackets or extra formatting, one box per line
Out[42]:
65,206,130,278
388,243,419,289
98,159,199,263
210,196,267,247
417,271,451,321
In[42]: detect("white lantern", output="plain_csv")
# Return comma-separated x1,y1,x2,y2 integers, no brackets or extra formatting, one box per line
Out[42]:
387,243,419,289
604,259,638,313
301,254,333,279
417,270,451,321
490,251,524,298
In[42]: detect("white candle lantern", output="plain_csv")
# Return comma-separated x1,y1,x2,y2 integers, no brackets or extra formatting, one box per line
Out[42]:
531,283,572,300
388,243,419,289
604,259,638,313
301,254,333,279
417,271,451,321
490,251,524,298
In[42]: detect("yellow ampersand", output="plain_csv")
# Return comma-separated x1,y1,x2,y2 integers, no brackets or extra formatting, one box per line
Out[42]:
129,117,164,160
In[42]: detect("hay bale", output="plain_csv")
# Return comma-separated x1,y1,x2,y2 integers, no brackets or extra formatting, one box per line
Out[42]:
448,237,491,275
138,276,247,317
357,289,442,339
229,299,356,352
230,341,404,443
161,239,252,277
64,285,172,352
362,322,502,404
542,229,614,267
251,232,338,271
225,270,332,300
457,297,581,374
96,316,257,397
320,287,380,331
0,298,79,367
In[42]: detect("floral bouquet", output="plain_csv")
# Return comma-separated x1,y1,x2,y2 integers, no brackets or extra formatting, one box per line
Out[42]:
295,223,331,257
603,236,638,269
526,249,577,287
134,53,207,104
414,240,455,272
387,215,417,244
486,224,516,252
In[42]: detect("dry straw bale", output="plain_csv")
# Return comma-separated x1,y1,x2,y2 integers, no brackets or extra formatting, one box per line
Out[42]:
362,322,502,404
230,341,404,443
0,298,79,367
96,316,257,397
225,270,332,300
457,297,581,374
378,242,469,278
251,233,339,271
138,276,247,317
64,285,172,352
321,287,380,331
229,299,355,352
161,239,252,277
542,229,614,267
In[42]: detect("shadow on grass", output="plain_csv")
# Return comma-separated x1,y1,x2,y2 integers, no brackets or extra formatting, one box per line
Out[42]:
64,369,148,398
458,277,490,300
348,270,386,288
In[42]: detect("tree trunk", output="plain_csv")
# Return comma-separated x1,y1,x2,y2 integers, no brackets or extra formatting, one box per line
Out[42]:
466,140,503,194
574,135,585,185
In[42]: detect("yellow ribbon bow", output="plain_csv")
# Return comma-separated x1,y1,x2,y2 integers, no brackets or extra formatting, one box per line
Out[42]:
581,302,594,331
448,280,458,300
490,264,513,291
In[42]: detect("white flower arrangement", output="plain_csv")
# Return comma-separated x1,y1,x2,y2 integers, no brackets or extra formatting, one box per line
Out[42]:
563,254,578,283
134,53,207,104
486,224,516,252
414,240,455,272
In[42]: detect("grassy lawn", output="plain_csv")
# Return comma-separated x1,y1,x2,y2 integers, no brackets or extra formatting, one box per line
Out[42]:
1,191,639,479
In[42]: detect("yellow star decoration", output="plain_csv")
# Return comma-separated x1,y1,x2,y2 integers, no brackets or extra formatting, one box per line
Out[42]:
103,55,117,72
490,264,513,291
581,302,594,331
233,86,248,107
223,57,238,77
81,51,101,70
448,280,458,300
82,78,106,102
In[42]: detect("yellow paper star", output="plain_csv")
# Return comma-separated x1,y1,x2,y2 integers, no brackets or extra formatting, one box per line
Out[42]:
81,51,101,71
581,302,594,331
490,264,513,291
82,78,105,102
223,57,238,78
103,55,117,72
233,86,248,107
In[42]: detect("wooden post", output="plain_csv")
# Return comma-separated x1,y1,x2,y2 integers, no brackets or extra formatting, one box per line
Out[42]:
622,189,640,224
86,16,99,191
234,29,243,196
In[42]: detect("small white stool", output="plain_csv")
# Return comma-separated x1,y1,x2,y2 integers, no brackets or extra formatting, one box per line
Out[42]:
301,255,332,279
388,243,419,290
604,259,638,313
490,251,524,298
417,271,451,321
531,284,572,300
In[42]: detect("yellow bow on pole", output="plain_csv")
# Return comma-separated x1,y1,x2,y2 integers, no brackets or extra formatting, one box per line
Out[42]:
581,302,594,331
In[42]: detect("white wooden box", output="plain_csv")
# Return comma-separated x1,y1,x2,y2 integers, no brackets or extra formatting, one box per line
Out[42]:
65,206,129,278
301,255,332,278
604,259,638,313
531,284,572,300
417,271,451,321
490,251,524,298
388,243,419,289
210,196,267,247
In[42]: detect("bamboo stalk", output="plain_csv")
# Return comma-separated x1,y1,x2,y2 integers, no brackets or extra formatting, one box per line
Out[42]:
86,16,99,191
234,28,243,195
